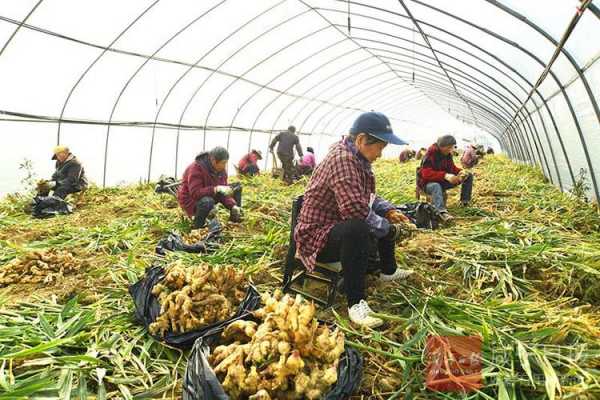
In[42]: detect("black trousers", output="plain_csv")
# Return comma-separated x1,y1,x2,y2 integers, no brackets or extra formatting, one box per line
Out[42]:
317,219,397,306
193,184,242,228
277,152,295,183
53,185,80,200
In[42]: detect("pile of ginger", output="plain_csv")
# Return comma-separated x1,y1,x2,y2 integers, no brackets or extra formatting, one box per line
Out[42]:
0,249,85,286
209,291,345,399
149,261,247,336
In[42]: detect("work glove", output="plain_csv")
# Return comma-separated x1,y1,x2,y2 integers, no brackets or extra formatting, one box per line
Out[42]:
229,206,243,223
215,185,233,196
385,224,407,242
444,173,461,185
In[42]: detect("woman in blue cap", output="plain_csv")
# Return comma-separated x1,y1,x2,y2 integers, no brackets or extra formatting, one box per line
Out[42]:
295,112,415,328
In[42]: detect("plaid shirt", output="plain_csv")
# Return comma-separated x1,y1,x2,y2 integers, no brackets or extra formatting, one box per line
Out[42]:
294,139,393,271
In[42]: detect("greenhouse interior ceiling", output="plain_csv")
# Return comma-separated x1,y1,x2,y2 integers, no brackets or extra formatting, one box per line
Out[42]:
0,0,599,199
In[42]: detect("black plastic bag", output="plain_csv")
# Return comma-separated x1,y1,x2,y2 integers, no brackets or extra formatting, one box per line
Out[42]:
397,202,440,230
155,175,181,196
30,195,73,219
183,338,363,400
156,219,223,255
128,265,261,349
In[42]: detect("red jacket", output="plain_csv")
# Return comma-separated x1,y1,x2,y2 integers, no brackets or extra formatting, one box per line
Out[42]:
238,152,260,173
177,153,236,217
417,144,461,188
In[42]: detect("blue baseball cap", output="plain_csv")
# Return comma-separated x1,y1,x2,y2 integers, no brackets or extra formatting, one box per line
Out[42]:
349,112,407,145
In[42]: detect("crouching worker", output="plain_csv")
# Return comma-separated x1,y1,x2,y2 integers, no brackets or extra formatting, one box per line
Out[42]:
178,147,242,229
417,135,473,222
297,146,316,176
295,112,414,328
38,146,87,199
237,149,262,176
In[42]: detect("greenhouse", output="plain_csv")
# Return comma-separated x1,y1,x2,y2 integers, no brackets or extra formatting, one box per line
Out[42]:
0,0,599,399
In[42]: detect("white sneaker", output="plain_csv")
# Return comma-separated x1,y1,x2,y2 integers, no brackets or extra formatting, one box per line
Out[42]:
348,300,383,328
380,268,414,282
439,211,454,222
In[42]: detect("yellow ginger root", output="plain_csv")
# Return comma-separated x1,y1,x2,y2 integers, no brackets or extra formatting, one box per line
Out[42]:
0,249,85,286
209,291,345,400
148,261,247,336
223,320,257,342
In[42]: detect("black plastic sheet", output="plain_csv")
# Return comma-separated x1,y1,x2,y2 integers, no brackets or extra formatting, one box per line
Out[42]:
183,338,363,400
128,265,261,349
156,218,222,255
30,195,73,219
397,202,440,230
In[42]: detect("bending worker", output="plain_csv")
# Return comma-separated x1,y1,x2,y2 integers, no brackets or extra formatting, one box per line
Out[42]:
417,135,473,222
295,112,414,328
38,145,88,199
297,146,316,176
461,144,480,169
269,125,303,184
178,147,242,229
237,149,263,176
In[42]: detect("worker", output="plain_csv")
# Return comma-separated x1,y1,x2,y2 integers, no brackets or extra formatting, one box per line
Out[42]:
270,125,303,184
178,147,242,229
461,144,480,169
297,146,316,176
399,147,415,163
295,112,415,328
486,147,495,155
37,145,87,199
237,149,262,176
415,147,426,160
417,135,474,222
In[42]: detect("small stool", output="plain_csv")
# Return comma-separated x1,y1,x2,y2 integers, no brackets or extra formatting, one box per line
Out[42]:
282,196,344,308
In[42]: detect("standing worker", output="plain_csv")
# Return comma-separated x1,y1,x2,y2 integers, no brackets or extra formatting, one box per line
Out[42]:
38,145,88,199
417,135,474,222
178,147,242,229
237,149,262,176
295,112,414,328
270,125,303,184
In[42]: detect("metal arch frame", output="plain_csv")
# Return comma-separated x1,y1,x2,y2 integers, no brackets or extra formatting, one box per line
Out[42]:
324,1,576,186
228,37,349,148
150,0,288,179
409,0,599,198
316,38,536,166
485,0,600,197
248,47,372,158
173,8,314,155
322,90,429,139
0,0,44,59
297,0,452,129
398,0,481,130
201,25,334,151
310,76,424,139
323,9,557,175
287,61,388,131
253,54,378,169
298,71,412,135
56,1,162,147
103,1,227,186
320,16,535,164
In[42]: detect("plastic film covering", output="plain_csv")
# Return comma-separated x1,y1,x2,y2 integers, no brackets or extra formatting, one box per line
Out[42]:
0,0,597,200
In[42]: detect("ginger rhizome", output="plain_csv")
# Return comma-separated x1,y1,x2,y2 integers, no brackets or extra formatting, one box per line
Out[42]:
149,261,247,336
209,291,345,399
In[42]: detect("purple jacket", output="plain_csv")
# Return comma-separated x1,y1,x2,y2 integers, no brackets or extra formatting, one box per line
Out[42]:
177,153,236,217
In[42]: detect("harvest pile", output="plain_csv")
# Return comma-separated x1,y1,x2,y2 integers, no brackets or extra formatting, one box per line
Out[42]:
0,249,85,286
210,291,345,399
149,261,247,336
0,156,599,399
